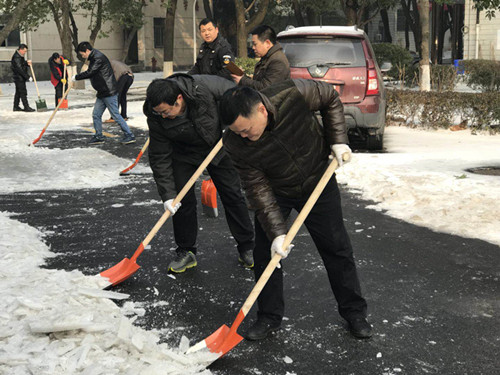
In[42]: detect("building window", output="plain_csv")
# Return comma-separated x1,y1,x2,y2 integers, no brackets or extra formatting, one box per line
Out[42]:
396,9,406,32
154,18,165,48
0,26,21,47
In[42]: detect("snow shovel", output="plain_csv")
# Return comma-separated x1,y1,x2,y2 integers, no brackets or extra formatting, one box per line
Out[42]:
100,138,224,286
201,178,218,217
186,153,349,361
120,137,150,176
29,64,47,112
58,61,69,109
31,84,72,145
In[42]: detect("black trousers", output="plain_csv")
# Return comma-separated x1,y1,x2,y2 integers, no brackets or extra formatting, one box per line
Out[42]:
171,155,254,255
116,74,134,118
14,80,29,109
54,82,69,107
253,176,367,324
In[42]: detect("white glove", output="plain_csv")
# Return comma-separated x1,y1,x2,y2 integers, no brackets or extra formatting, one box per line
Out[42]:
164,199,181,215
330,144,352,167
271,234,294,259
28,77,33,82
71,74,77,81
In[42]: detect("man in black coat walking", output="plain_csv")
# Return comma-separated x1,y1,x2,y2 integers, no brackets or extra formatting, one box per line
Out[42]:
143,74,254,273
187,18,235,81
72,42,135,145
11,44,35,112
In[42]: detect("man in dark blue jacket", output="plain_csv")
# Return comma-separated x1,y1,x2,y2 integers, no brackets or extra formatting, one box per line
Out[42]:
73,41,135,145
11,44,35,112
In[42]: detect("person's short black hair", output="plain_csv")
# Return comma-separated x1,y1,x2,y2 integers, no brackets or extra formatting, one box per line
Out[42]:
250,25,276,44
146,79,181,108
199,18,217,29
18,44,28,50
219,86,263,126
77,41,93,53
51,52,60,60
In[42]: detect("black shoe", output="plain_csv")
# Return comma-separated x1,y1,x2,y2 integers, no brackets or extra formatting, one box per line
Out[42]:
120,134,136,145
23,107,35,112
347,317,372,339
88,135,105,145
168,250,197,273
13,107,23,112
245,319,281,341
238,250,254,268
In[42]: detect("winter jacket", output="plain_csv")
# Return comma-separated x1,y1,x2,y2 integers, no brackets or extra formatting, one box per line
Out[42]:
75,49,117,98
11,51,30,82
110,60,133,82
223,79,347,240
239,43,290,90
187,35,235,81
49,56,67,87
143,74,236,201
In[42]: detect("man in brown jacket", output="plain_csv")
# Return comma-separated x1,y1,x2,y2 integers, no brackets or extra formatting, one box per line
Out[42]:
219,80,371,341
231,25,290,89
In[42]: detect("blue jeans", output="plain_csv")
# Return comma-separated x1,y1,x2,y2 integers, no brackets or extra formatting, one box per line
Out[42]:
92,95,133,137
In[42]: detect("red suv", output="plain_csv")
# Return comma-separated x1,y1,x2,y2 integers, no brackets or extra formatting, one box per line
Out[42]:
277,26,386,150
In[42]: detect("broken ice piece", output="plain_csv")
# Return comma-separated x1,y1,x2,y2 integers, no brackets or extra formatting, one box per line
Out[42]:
283,356,293,364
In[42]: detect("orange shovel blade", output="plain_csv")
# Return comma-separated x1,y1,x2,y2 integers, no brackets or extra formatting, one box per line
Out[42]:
190,324,244,358
100,258,140,286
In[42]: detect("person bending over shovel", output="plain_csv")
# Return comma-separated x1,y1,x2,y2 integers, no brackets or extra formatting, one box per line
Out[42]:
219,80,372,340
143,74,255,273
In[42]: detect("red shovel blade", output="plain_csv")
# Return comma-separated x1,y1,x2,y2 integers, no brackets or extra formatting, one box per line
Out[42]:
187,324,244,359
100,258,140,286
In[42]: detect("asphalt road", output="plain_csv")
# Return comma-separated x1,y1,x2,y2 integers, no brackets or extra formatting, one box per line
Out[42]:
2,127,498,375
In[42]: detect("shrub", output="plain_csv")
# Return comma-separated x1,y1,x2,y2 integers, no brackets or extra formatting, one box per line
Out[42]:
386,89,500,133
235,57,258,74
430,65,457,92
372,43,413,79
460,59,500,92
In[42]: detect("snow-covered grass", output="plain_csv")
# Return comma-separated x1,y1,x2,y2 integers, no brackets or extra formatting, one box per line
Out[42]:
0,73,499,373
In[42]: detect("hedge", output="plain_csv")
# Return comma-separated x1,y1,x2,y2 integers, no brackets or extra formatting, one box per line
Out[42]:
386,89,500,133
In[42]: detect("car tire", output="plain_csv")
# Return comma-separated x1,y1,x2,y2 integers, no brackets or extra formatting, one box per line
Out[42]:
367,134,383,151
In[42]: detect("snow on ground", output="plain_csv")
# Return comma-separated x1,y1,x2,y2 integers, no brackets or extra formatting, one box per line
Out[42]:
0,73,499,373
337,127,500,246
0,74,217,374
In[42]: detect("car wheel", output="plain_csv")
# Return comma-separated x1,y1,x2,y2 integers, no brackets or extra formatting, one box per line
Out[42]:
367,134,383,151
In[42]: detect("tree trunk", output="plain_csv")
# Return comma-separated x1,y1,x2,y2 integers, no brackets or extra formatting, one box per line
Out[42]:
234,0,247,58
401,0,422,55
214,0,237,49
419,0,431,91
344,0,359,26
0,0,30,46
291,0,305,26
121,28,138,61
202,0,213,20
89,0,103,46
163,0,177,77
380,8,392,43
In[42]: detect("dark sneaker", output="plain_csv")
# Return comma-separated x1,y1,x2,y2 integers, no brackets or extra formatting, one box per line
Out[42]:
238,250,254,268
347,317,372,339
88,135,105,145
13,107,23,112
245,319,281,341
121,134,136,145
23,107,35,112
168,250,197,273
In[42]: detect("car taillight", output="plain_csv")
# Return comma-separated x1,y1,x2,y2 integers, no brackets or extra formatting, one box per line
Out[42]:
366,69,379,95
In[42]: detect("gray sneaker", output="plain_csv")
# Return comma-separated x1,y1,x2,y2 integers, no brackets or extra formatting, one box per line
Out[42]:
168,250,197,273
238,250,254,268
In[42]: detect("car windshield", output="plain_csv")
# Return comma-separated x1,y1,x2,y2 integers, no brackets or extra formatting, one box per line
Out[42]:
279,37,366,68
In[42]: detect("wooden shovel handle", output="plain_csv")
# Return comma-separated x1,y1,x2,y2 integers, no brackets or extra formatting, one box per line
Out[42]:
140,138,223,248
241,153,349,316
29,64,41,97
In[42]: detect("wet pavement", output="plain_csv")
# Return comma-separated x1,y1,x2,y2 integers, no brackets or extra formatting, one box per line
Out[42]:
1,127,498,375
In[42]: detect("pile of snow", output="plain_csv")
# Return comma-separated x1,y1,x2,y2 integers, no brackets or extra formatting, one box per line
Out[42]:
0,211,216,374
338,127,500,246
